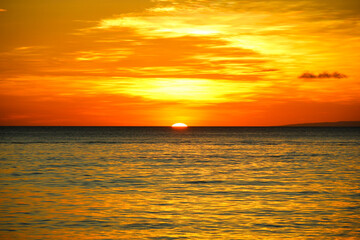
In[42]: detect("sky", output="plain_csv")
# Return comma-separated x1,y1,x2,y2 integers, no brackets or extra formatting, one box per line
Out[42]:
0,0,359,126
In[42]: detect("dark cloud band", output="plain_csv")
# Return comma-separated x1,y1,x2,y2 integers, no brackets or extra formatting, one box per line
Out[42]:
299,72,347,79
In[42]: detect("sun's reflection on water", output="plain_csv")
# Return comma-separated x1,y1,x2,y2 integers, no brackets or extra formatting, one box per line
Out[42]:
0,127,359,239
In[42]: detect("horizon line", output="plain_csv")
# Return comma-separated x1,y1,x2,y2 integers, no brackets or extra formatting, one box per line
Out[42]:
1,121,360,127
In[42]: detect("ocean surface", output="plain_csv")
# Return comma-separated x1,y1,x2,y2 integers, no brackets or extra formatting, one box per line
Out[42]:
0,127,359,239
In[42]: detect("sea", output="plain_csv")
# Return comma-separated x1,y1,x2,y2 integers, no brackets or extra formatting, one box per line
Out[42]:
0,127,359,239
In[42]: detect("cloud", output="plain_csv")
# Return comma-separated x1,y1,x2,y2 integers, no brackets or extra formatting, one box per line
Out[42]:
0,9,7,12
1,0,359,109
299,72,348,79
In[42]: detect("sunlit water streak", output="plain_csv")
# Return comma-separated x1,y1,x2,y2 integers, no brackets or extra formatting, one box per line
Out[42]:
0,127,359,239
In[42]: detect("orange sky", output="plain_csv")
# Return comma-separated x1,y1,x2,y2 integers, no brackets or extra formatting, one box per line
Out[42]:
0,0,359,126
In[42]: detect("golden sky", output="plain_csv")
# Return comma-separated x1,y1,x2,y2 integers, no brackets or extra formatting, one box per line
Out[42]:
0,0,359,126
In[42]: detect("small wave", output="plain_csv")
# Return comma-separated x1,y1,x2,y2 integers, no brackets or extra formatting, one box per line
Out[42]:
122,222,174,230
184,180,224,184
235,180,285,186
290,190,321,195
82,141,121,144
254,223,287,228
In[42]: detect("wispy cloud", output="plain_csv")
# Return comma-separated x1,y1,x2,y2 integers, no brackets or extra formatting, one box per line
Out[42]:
0,9,7,12
1,0,360,126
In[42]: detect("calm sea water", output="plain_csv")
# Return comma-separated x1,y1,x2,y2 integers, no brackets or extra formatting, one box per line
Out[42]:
0,127,359,239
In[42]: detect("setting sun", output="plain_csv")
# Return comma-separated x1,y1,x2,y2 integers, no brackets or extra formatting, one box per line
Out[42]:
172,123,188,128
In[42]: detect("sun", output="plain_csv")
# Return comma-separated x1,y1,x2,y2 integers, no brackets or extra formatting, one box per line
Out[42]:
172,123,188,128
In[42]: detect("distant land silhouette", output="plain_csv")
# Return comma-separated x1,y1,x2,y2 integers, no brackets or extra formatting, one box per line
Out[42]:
283,121,360,127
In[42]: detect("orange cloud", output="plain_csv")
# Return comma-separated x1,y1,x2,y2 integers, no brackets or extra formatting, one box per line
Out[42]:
0,0,359,125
